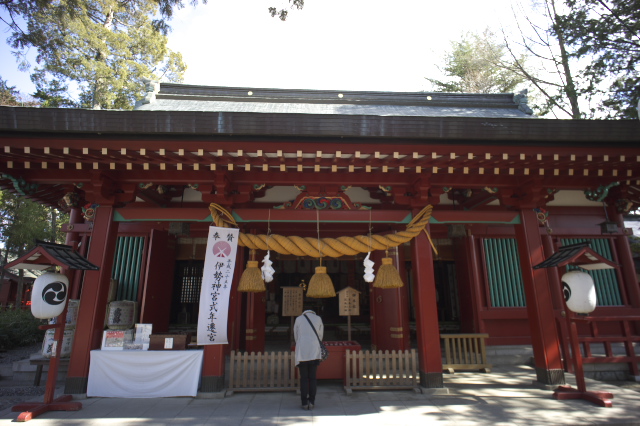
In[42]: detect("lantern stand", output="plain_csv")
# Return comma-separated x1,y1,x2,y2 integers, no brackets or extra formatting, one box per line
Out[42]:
3,241,99,421
533,242,619,407
553,311,614,407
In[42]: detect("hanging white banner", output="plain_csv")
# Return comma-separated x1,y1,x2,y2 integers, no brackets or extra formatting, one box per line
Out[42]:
197,226,240,345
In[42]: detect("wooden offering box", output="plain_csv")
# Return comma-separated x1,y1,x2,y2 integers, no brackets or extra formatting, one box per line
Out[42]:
293,341,361,380
149,334,189,350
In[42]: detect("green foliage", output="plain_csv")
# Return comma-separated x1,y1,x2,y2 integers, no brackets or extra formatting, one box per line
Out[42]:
0,190,67,257
0,190,68,307
31,70,77,108
0,77,20,106
0,76,39,107
3,0,192,109
0,309,46,350
428,30,527,94
558,0,640,119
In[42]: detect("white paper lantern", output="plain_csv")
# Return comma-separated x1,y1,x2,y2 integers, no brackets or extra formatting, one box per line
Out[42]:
561,270,597,314
31,273,69,319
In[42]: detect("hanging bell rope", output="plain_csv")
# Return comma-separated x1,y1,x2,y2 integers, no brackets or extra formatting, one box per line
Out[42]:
237,249,266,292
208,203,434,258
306,210,336,298
373,254,404,289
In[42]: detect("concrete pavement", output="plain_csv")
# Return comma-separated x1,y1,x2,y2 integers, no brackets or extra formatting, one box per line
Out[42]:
1,365,639,425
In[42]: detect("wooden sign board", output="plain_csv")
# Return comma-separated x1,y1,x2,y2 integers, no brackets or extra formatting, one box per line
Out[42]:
282,287,304,317
337,286,360,316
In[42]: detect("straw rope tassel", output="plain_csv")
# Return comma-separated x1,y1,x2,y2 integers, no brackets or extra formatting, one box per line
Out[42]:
306,211,336,298
306,265,336,298
373,257,404,289
238,251,266,292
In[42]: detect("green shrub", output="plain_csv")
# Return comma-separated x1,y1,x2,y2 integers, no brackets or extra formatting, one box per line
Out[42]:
0,309,46,350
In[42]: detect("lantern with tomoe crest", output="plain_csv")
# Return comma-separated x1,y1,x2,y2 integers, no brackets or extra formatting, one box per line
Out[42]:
32,272,69,319
561,270,597,314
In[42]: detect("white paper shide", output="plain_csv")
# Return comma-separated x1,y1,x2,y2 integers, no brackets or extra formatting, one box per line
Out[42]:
197,226,240,345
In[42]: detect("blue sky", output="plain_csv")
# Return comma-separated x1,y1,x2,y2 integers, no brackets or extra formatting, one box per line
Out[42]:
0,0,524,97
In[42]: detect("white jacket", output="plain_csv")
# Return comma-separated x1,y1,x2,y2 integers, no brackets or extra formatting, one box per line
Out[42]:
294,310,324,365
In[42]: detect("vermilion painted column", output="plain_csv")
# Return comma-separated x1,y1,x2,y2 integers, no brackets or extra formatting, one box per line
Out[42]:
542,235,564,310
64,207,83,298
515,208,565,386
226,247,245,354
459,235,485,333
613,212,640,308
411,226,444,388
369,247,410,351
201,249,245,392
65,205,119,394
245,291,266,352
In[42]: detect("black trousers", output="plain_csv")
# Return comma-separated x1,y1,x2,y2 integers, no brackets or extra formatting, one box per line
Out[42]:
297,360,319,405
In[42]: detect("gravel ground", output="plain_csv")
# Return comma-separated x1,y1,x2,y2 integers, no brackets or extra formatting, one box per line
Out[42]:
0,343,46,412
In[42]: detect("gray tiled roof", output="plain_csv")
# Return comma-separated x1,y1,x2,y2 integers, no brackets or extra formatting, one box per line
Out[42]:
134,83,535,119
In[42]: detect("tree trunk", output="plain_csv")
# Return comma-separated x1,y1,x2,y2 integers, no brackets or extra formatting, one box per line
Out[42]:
91,8,114,109
550,0,581,119
16,268,24,308
0,248,8,308
51,208,57,242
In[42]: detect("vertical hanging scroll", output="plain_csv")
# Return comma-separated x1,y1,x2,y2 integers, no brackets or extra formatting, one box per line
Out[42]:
197,226,240,345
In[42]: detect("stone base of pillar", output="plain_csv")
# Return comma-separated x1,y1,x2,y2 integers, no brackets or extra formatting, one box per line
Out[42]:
200,375,225,393
64,376,88,394
535,367,565,386
419,370,444,388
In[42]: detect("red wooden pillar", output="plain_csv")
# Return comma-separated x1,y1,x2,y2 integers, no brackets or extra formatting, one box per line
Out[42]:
201,248,245,392
369,246,410,351
613,212,640,308
515,208,565,386
457,235,485,333
411,226,444,388
226,247,245,354
542,235,564,309
245,291,266,352
65,205,119,394
139,229,176,333
65,207,83,298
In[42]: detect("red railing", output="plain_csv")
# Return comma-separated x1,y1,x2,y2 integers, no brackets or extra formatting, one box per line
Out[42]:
558,315,640,377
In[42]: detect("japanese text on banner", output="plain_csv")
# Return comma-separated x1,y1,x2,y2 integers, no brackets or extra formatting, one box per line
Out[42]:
197,226,239,345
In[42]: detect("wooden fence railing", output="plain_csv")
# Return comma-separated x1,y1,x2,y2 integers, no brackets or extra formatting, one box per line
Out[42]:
441,333,492,373
344,349,420,394
558,316,640,377
227,351,298,395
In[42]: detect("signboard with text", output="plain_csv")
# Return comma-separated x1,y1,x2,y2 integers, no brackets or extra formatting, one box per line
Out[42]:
282,287,304,317
338,286,360,316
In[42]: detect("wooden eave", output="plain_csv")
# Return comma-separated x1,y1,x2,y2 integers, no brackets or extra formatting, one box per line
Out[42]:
1,106,639,209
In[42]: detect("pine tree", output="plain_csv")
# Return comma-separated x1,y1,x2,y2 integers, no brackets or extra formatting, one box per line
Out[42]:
4,0,189,109
427,30,527,94
560,0,640,119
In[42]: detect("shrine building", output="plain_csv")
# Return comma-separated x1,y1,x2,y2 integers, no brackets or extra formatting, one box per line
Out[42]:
1,83,639,394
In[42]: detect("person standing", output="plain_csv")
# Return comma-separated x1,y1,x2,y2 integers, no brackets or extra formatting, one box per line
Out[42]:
294,307,324,410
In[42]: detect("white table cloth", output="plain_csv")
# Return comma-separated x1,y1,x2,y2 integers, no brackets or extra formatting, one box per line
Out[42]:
87,350,203,398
